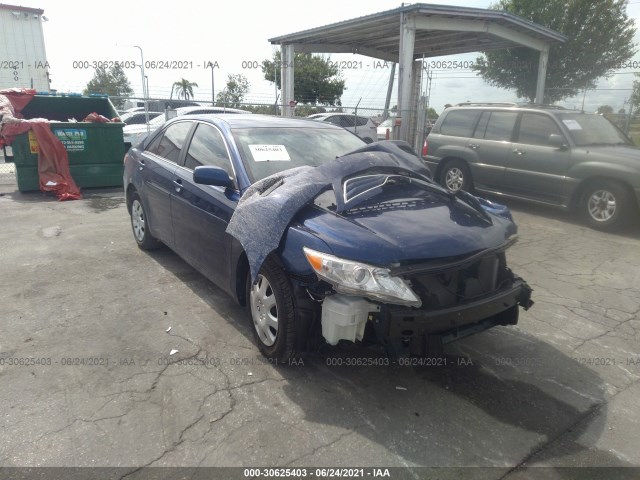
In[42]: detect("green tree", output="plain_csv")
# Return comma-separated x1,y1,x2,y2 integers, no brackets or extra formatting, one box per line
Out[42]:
630,74,640,109
472,0,636,103
83,64,134,109
215,74,250,108
262,51,345,105
427,107,439,120
597,105,614,114
294,105,327,117
172,78,198,100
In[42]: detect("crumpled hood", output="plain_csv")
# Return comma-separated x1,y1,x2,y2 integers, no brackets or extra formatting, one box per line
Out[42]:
300,184,516,266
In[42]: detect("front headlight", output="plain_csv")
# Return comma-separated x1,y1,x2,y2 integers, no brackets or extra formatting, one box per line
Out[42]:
303,247,421,307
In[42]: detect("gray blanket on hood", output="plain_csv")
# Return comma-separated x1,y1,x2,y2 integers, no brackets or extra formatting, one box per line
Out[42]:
226,142,432,282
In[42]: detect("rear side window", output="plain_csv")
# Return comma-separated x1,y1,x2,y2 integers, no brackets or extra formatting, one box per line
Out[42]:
147,121,192,163
325,116,342,126
339,116,356,128
478,112,518,141
355,116,369,127
517,114,563,146
440,110,481,137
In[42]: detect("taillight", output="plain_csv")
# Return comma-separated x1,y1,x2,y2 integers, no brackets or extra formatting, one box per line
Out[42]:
422,138,428,157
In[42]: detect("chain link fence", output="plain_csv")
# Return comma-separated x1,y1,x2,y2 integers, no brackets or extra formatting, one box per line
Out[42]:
0,96,437,189
0,147,16,185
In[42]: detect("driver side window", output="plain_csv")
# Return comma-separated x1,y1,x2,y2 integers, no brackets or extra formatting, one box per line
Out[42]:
184,123,234,180
517,114,564,147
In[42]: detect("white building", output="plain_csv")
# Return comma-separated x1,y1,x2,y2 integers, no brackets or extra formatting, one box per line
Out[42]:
0,4,50,92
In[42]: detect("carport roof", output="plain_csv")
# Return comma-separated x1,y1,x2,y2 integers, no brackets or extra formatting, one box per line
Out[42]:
269,3,567,62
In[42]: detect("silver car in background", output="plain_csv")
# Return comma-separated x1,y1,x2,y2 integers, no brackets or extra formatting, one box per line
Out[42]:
307,113,377,143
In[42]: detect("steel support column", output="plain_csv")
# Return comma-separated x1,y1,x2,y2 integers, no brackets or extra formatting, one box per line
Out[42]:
535,49,549,104
397,15,416,141
281,44,295,117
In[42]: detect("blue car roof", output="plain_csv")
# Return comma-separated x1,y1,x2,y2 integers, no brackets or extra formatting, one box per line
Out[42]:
179,113,341,130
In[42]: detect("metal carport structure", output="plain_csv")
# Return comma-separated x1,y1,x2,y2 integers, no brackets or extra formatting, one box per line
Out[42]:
269,3,566,146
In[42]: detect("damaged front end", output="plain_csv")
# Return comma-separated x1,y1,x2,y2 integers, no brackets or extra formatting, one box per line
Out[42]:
298,236,533,358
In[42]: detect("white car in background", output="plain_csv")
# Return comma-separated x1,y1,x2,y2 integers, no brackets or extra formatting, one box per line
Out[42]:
377,117,396,140
123,106,251,147
307,113,377,143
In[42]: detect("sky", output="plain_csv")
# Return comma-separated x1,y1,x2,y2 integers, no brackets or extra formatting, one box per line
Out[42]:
20,0,640,115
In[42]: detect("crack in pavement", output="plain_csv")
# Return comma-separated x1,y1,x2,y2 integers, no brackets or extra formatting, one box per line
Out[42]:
284,430,357,466
499,375,640,479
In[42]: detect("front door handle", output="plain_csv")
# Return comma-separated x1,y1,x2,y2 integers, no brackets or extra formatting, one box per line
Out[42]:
173,178,182,193
138,159,145,171
513,149,526,156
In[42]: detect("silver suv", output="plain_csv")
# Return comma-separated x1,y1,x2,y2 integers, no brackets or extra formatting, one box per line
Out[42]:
425,103,640,230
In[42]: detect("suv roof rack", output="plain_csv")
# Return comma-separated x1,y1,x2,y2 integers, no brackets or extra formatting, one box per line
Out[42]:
454,102,567,110
516,102,567,110
455,102,518,107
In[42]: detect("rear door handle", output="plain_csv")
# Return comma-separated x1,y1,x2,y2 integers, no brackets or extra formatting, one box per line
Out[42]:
173,178,182,193
468,143,479,150
513,149,526,156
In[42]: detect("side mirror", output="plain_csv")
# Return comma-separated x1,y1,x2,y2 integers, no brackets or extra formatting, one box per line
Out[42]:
193,166,233,188
548,134,568,150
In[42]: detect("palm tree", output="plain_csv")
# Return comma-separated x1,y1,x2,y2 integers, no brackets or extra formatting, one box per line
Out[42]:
171,78,198,100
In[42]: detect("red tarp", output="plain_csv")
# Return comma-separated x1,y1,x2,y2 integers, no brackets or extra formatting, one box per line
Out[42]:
0,88,81,200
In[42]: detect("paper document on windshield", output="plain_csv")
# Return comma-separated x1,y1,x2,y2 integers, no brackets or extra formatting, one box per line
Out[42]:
249,144,291,162
562,119,582,130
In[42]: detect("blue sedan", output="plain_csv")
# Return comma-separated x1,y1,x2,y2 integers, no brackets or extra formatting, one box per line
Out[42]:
124,114,532,361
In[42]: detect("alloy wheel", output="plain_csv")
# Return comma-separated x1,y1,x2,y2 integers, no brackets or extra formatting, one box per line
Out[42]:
445,167,464,192
587,190,616,222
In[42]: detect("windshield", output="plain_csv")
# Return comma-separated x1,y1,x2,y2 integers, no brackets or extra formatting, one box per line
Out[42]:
232,127,365,181
558,113,631,146
379,118,394,128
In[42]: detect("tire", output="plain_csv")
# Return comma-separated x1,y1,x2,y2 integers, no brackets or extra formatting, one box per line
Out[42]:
580,180,635,230
439,159,473,193
246,258,297,361
129,192,162,250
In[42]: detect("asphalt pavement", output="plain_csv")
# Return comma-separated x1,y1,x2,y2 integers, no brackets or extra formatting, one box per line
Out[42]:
0,182,639,478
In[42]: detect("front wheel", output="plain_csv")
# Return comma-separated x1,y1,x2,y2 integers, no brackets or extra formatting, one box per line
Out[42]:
246,258,297,361
580,181,635,230
439,160,473,193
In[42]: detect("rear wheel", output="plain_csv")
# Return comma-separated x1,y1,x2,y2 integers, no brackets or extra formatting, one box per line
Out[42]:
439,159,472,193
580,180,635,230
246,258,297,361
129,193,161,250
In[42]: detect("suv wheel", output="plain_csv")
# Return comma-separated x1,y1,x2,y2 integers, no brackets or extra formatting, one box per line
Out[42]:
440,160,472,193
580,180,634,230
246,258,297,361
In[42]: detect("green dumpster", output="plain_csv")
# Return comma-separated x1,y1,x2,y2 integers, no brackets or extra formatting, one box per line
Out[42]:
10,95,125,192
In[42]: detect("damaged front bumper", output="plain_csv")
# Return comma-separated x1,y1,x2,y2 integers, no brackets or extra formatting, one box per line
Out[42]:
373,278,533,356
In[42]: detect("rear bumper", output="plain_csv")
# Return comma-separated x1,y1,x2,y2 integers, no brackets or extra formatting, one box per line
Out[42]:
423,156,440,172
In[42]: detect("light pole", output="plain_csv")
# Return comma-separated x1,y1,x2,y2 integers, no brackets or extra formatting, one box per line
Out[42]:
209,63,215,106
133,45,149,132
